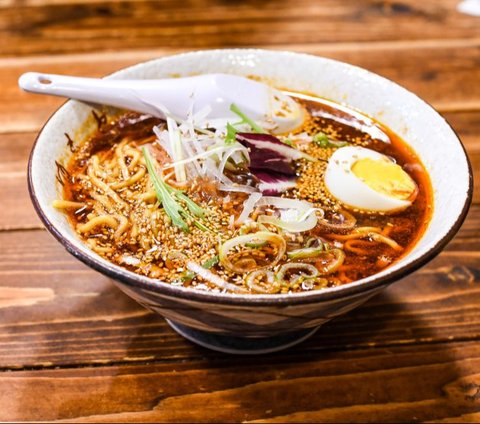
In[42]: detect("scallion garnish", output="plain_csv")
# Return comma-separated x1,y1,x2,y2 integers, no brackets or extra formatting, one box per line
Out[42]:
202,255,220,269
182,255,219,282
313,132,348,148
230,103,266,134
172,190,206,218
143,147,206,232
225,122,239,145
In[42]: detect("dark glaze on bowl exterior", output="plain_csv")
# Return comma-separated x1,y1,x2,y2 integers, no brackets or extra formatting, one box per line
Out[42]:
27,49,473,353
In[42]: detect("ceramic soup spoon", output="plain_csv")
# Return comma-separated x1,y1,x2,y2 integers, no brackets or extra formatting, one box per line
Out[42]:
18,72,305,134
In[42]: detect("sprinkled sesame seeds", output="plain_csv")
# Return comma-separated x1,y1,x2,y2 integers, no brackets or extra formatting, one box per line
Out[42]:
59,96,431,295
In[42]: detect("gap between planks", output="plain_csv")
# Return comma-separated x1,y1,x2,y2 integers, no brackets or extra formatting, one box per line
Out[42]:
1,37,480,67
2,38,480,135
2,336,480,373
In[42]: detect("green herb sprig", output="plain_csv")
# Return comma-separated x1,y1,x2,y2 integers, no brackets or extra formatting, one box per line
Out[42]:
224,103,267,145
313,132,348,148
225,122,239,145
143,147,207,232
230,103,266,134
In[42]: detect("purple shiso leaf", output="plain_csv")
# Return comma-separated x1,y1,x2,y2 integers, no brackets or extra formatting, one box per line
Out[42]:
236,132,302,176
254,171,297,195
234,132,308,194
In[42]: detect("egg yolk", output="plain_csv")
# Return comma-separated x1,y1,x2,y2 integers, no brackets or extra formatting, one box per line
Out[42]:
351,158,417,201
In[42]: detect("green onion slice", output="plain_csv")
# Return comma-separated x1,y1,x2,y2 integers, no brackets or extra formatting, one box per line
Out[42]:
287,246,326,260
245,270,281,294
276,262,319,286
313,248,346,274
313,132,348,148
219,231,286,274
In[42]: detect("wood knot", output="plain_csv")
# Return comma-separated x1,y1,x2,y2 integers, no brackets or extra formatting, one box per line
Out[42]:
462,382,480,402
443,375,480,406
446,266,475,285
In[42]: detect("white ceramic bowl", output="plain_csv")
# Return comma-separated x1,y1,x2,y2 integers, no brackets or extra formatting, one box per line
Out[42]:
28,49,472,354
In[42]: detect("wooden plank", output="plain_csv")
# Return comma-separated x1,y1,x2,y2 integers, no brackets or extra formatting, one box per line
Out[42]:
0,132,42,230
0,205,478,368
4,40,480,133
0,0,478,57
1,108,477,231
0,1,477,421
0,341,480,422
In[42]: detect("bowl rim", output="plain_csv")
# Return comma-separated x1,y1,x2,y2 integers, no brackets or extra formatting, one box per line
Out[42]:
27,48,474,307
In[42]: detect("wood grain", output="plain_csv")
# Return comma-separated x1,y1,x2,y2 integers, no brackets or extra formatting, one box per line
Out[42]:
0,132,40,230
4,39,480,133
1,0,480,421
1,341,479,422
0,0,479,57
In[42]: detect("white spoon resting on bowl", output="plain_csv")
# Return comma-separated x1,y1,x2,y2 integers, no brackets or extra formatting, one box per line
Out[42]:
18,72,305,134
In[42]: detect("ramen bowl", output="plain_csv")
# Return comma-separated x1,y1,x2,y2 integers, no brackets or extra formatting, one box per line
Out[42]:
28,49,472,354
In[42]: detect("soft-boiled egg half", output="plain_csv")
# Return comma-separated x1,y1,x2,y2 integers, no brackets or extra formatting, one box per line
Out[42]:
324,146,418,212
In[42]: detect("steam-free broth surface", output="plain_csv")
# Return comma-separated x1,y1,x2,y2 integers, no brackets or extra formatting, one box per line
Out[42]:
56,92,432,294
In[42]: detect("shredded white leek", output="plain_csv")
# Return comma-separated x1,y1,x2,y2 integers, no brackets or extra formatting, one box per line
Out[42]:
257,196,311,210
218,184,257,194
180,137,202,177
255,197,322,233
218,144,249,176
163,145,227,170
237,192,262,224
167,117,187,183
186,260,247,293
258,214,318,233
192,105,212,126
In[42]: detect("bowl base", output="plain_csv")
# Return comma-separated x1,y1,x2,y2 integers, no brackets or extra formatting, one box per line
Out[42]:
166,319,319,354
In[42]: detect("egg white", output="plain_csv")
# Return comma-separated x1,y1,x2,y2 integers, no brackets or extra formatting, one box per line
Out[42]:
324,146,413,212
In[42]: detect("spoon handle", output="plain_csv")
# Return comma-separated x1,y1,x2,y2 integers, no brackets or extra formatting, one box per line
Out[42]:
18,72,194,117
18,72,268,119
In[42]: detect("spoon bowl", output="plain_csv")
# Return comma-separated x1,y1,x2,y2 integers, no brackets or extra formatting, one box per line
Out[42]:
18,72,305,134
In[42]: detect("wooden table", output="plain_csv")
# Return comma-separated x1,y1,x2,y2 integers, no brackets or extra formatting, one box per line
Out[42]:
1,1,479,422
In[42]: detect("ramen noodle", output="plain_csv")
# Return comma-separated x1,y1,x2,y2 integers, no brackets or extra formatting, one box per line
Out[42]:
54,91,433,294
